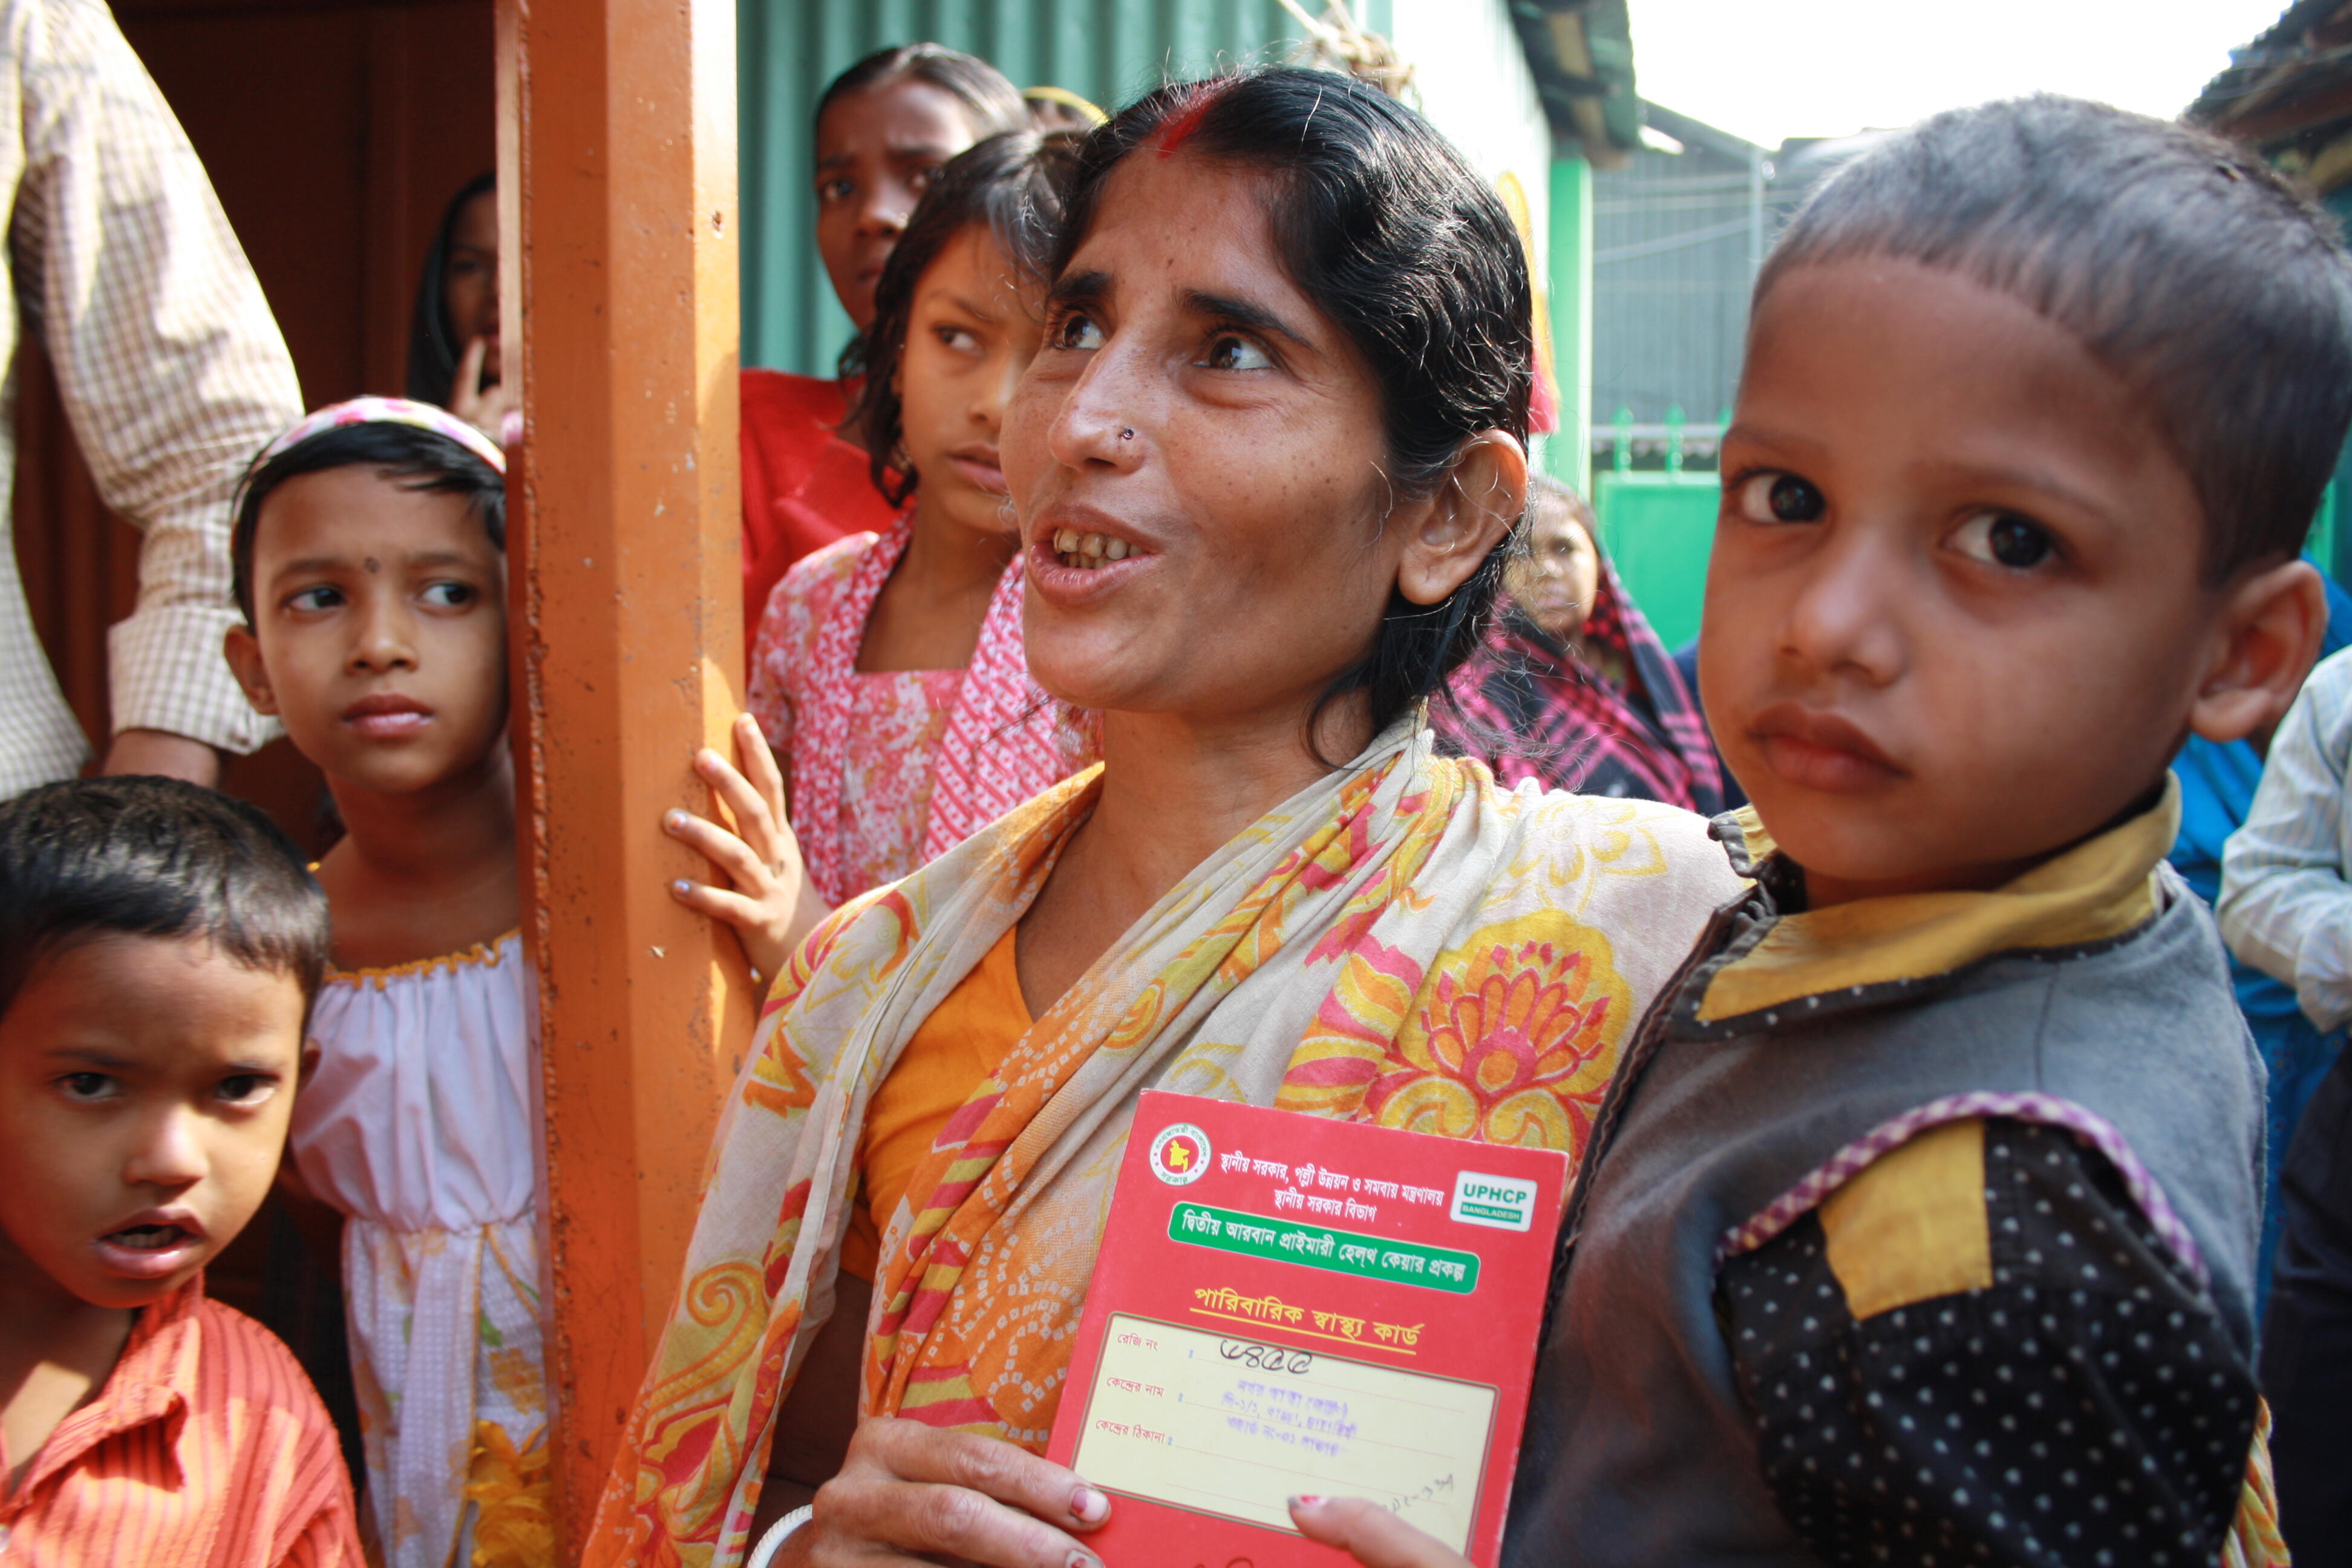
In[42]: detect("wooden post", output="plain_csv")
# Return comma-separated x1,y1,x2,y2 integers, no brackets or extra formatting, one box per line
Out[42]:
497,0,749,1550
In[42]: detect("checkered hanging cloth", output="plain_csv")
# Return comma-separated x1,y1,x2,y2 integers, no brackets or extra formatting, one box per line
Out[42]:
1439,555,1725,815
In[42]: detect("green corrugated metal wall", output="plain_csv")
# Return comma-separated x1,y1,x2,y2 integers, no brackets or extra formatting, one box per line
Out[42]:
738,0,1397,376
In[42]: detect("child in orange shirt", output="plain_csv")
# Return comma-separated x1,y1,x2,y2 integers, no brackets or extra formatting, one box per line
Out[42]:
0,776,360,1566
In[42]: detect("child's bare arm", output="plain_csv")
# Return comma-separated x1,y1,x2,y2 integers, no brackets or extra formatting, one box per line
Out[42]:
665,714,830,984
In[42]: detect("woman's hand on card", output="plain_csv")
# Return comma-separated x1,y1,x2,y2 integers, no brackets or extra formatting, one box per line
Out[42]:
664,713,828,985
1288,1496,1475,1568
774,1417,1111,1568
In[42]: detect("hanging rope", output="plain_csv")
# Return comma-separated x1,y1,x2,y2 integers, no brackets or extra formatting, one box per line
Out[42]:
1276,0,1417,102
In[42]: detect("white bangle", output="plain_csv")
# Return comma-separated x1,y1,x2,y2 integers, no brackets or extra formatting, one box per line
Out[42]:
746,1504,813,1568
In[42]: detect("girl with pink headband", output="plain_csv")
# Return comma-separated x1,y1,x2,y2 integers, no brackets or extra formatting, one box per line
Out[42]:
223,397,550,1568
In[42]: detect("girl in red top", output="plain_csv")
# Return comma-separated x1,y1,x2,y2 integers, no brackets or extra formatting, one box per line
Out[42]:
739,43,1025,630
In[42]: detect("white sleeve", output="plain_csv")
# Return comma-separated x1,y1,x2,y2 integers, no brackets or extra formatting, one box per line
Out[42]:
2220,648,2352,1031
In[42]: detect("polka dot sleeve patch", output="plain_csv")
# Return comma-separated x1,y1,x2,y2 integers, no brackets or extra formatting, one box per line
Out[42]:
1717,1118,2257,1568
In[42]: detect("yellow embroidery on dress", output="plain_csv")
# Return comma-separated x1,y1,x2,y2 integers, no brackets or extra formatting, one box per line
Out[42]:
486,1344,546,1415
464,1420,554,1567
327,930,523,990
1388,912,1628,1148
1820,1120,1993,1320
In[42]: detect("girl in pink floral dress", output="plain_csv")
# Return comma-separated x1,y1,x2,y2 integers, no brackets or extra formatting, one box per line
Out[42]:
747,128,1094,908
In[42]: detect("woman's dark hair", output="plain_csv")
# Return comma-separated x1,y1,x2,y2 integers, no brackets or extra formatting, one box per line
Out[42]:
405,172,495,405
851,129,1080,506
1056,67,1535,753
231,423,506,622
818,45,1028,381
0,777,331,1022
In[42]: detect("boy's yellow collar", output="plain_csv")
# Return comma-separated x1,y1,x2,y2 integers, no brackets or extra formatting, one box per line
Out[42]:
1699,777,2180,1025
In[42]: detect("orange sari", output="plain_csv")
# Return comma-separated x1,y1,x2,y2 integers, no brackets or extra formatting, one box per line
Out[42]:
586,724,1743,1567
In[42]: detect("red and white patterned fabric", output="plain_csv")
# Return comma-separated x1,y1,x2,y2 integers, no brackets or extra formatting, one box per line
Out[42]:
751,512,1096,906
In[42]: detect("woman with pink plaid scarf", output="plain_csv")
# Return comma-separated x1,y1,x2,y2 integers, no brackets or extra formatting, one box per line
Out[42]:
1433,474,1727,814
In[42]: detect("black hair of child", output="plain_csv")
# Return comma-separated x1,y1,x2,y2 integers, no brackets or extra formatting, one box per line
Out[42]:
1054,66,1535,757
230,422,507,624
815,42,1026,151
0,776,332,1021
851,128,1083,508
1760,94,2352,586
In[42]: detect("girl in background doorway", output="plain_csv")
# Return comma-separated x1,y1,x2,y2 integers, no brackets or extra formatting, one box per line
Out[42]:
222,400,547,1568
674,130,1096,972
405,174,517,445
740,44,1027,633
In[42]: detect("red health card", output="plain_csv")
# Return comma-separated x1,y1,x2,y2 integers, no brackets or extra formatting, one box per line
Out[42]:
1045,1091,1567,1568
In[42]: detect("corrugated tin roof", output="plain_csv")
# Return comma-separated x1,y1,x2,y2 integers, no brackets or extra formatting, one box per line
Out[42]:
1505,0,1640,163
2187,0,2352,172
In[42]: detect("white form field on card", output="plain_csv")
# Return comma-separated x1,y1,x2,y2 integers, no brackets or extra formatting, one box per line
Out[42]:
1069,1314,1498,1551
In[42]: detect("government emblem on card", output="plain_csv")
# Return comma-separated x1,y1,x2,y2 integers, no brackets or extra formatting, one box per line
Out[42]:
1148,1122,1210,1186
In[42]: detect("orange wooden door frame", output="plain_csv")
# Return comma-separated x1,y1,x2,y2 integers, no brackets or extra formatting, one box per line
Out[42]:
496,0,751,1547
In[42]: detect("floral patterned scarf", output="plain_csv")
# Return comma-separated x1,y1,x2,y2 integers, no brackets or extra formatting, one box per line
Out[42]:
585,725,1742,1567
791,512,1095,903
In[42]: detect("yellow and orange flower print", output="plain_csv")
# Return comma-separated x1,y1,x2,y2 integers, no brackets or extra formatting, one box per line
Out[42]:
1279,911,1629,1155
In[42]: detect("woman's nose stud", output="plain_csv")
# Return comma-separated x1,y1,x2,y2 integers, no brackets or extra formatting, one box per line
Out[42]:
1119,428,1135,442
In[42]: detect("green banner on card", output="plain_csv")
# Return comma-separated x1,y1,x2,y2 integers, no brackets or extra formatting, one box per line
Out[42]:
1168,1202,1480,1295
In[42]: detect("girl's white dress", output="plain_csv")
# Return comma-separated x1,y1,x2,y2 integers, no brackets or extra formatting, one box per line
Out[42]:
290,933,550,1568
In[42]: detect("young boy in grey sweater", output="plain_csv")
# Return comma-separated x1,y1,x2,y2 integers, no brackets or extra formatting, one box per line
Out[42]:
1293,95,2350,1568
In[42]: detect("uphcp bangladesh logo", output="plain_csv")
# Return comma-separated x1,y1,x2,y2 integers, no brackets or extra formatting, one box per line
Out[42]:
1148,1122,1211,1186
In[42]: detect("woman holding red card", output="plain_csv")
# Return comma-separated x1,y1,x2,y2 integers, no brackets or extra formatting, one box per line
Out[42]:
594,69,1741,1568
